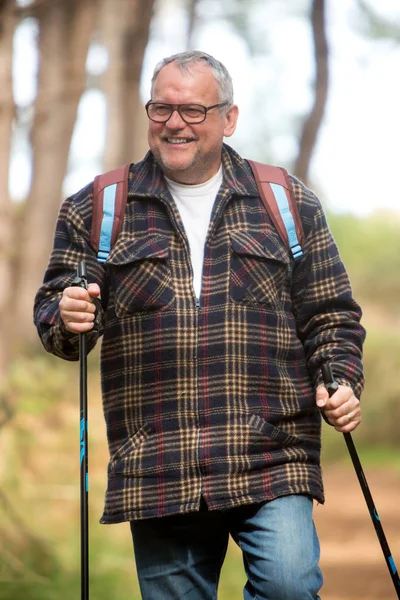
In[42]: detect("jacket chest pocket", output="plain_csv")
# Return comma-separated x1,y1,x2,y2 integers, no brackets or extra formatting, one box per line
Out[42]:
107,235,175,316
229,230,290,307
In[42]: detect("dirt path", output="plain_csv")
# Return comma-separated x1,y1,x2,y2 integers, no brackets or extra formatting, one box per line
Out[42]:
314,466,400,600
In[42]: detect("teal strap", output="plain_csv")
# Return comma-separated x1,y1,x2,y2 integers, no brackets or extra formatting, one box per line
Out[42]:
270,183,303,260
97,183,117,263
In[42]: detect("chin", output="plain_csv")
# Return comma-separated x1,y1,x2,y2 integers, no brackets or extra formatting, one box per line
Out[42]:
162,158,193,173
152,147,199,178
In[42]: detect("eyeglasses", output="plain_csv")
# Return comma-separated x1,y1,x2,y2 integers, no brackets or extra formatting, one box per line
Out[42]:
145,101,229,124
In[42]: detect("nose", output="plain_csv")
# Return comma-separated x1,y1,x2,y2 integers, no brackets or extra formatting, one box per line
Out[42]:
165,108,186,128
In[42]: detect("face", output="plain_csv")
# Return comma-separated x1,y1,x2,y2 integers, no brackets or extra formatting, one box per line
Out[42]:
148,62,239,184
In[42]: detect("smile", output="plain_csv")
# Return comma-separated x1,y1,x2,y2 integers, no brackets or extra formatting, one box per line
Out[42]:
166,138,193,144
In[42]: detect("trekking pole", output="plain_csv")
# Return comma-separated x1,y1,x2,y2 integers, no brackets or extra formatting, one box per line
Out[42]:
72,261,89,600
322,362,400,598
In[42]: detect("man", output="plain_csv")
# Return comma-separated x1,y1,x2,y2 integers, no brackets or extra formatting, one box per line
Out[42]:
34,50,365,599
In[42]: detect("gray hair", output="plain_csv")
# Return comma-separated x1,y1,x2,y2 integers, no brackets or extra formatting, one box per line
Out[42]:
150,50,234,106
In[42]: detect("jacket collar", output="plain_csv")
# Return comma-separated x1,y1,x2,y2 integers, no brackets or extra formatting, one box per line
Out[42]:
128,144,259,200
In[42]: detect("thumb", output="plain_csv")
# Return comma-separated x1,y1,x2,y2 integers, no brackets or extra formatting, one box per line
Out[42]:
316,385,328,408
87,282,101,298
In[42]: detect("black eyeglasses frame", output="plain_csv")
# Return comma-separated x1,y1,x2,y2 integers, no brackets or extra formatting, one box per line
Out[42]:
145,101,229,124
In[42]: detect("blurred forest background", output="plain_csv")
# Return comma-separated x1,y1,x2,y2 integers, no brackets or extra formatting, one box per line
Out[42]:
1,0,399,599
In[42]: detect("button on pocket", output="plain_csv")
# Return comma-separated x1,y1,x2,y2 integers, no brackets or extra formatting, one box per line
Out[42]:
229,230,290,306
108,235,175,316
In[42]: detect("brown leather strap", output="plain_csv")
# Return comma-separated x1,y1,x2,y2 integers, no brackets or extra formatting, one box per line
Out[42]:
280,167,304,247
247,160,304,251
91,164,131,253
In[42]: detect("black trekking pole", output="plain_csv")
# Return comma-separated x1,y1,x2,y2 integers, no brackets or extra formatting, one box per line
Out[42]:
322,362,400,598
73,261,89,600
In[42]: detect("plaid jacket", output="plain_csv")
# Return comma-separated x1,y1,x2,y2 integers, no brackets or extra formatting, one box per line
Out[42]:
34,144,365,523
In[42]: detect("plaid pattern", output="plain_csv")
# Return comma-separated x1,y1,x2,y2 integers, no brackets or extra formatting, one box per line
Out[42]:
34,144,365,523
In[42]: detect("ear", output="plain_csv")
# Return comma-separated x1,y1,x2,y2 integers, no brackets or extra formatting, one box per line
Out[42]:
223,105,239,138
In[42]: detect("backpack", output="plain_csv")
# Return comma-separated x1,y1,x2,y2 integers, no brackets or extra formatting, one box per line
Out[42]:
90,161,304,264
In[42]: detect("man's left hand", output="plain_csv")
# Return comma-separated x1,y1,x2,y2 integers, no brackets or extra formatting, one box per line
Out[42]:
316,384,361,433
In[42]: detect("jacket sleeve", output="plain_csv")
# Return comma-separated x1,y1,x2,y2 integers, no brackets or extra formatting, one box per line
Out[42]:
290,177,366,399
33,183,107,361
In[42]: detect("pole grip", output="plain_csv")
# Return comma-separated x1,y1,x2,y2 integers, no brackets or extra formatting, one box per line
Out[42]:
73,261,88,291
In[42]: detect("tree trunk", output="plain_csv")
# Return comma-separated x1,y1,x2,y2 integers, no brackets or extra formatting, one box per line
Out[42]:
14,0,98,345
100,0,154,171
293,0,329,185
186,0,199,50
0,0,17,387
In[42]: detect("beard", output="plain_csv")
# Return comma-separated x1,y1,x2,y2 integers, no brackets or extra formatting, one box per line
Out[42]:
150,140,223,185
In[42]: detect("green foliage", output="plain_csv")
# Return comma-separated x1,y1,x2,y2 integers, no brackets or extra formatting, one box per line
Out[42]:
0,574,139,600
0,523,245,600
357,326,400,445
321,210,400,453
354,0,400,42
8,353,77,415
327,210,400,314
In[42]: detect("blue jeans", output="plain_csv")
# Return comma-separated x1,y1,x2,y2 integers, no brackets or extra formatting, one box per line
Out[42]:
130,495,323,600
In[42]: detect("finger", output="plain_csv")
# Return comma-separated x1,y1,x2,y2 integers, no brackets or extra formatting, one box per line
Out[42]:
333,410,360,427
326,405,361,430
333,414,362,433
325,396,360,420
63,310,96,325
63,286,90,300
63,320,95,334
63,285,100,304
325,401,355,422
60,297,97,314
324,389,353,411
62,309,96,334
316,385,329,408
87,283,101,297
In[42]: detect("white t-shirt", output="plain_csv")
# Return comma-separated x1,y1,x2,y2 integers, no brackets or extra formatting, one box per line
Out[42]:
165,167,223,300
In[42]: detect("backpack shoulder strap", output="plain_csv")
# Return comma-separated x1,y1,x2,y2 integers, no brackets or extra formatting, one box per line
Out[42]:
91,164,131,263
247,160,304,260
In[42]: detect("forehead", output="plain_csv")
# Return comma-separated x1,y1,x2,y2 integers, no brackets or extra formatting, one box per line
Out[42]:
152,62,219,103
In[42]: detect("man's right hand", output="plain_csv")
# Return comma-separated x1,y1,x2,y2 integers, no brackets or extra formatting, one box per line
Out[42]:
59,283,101,333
